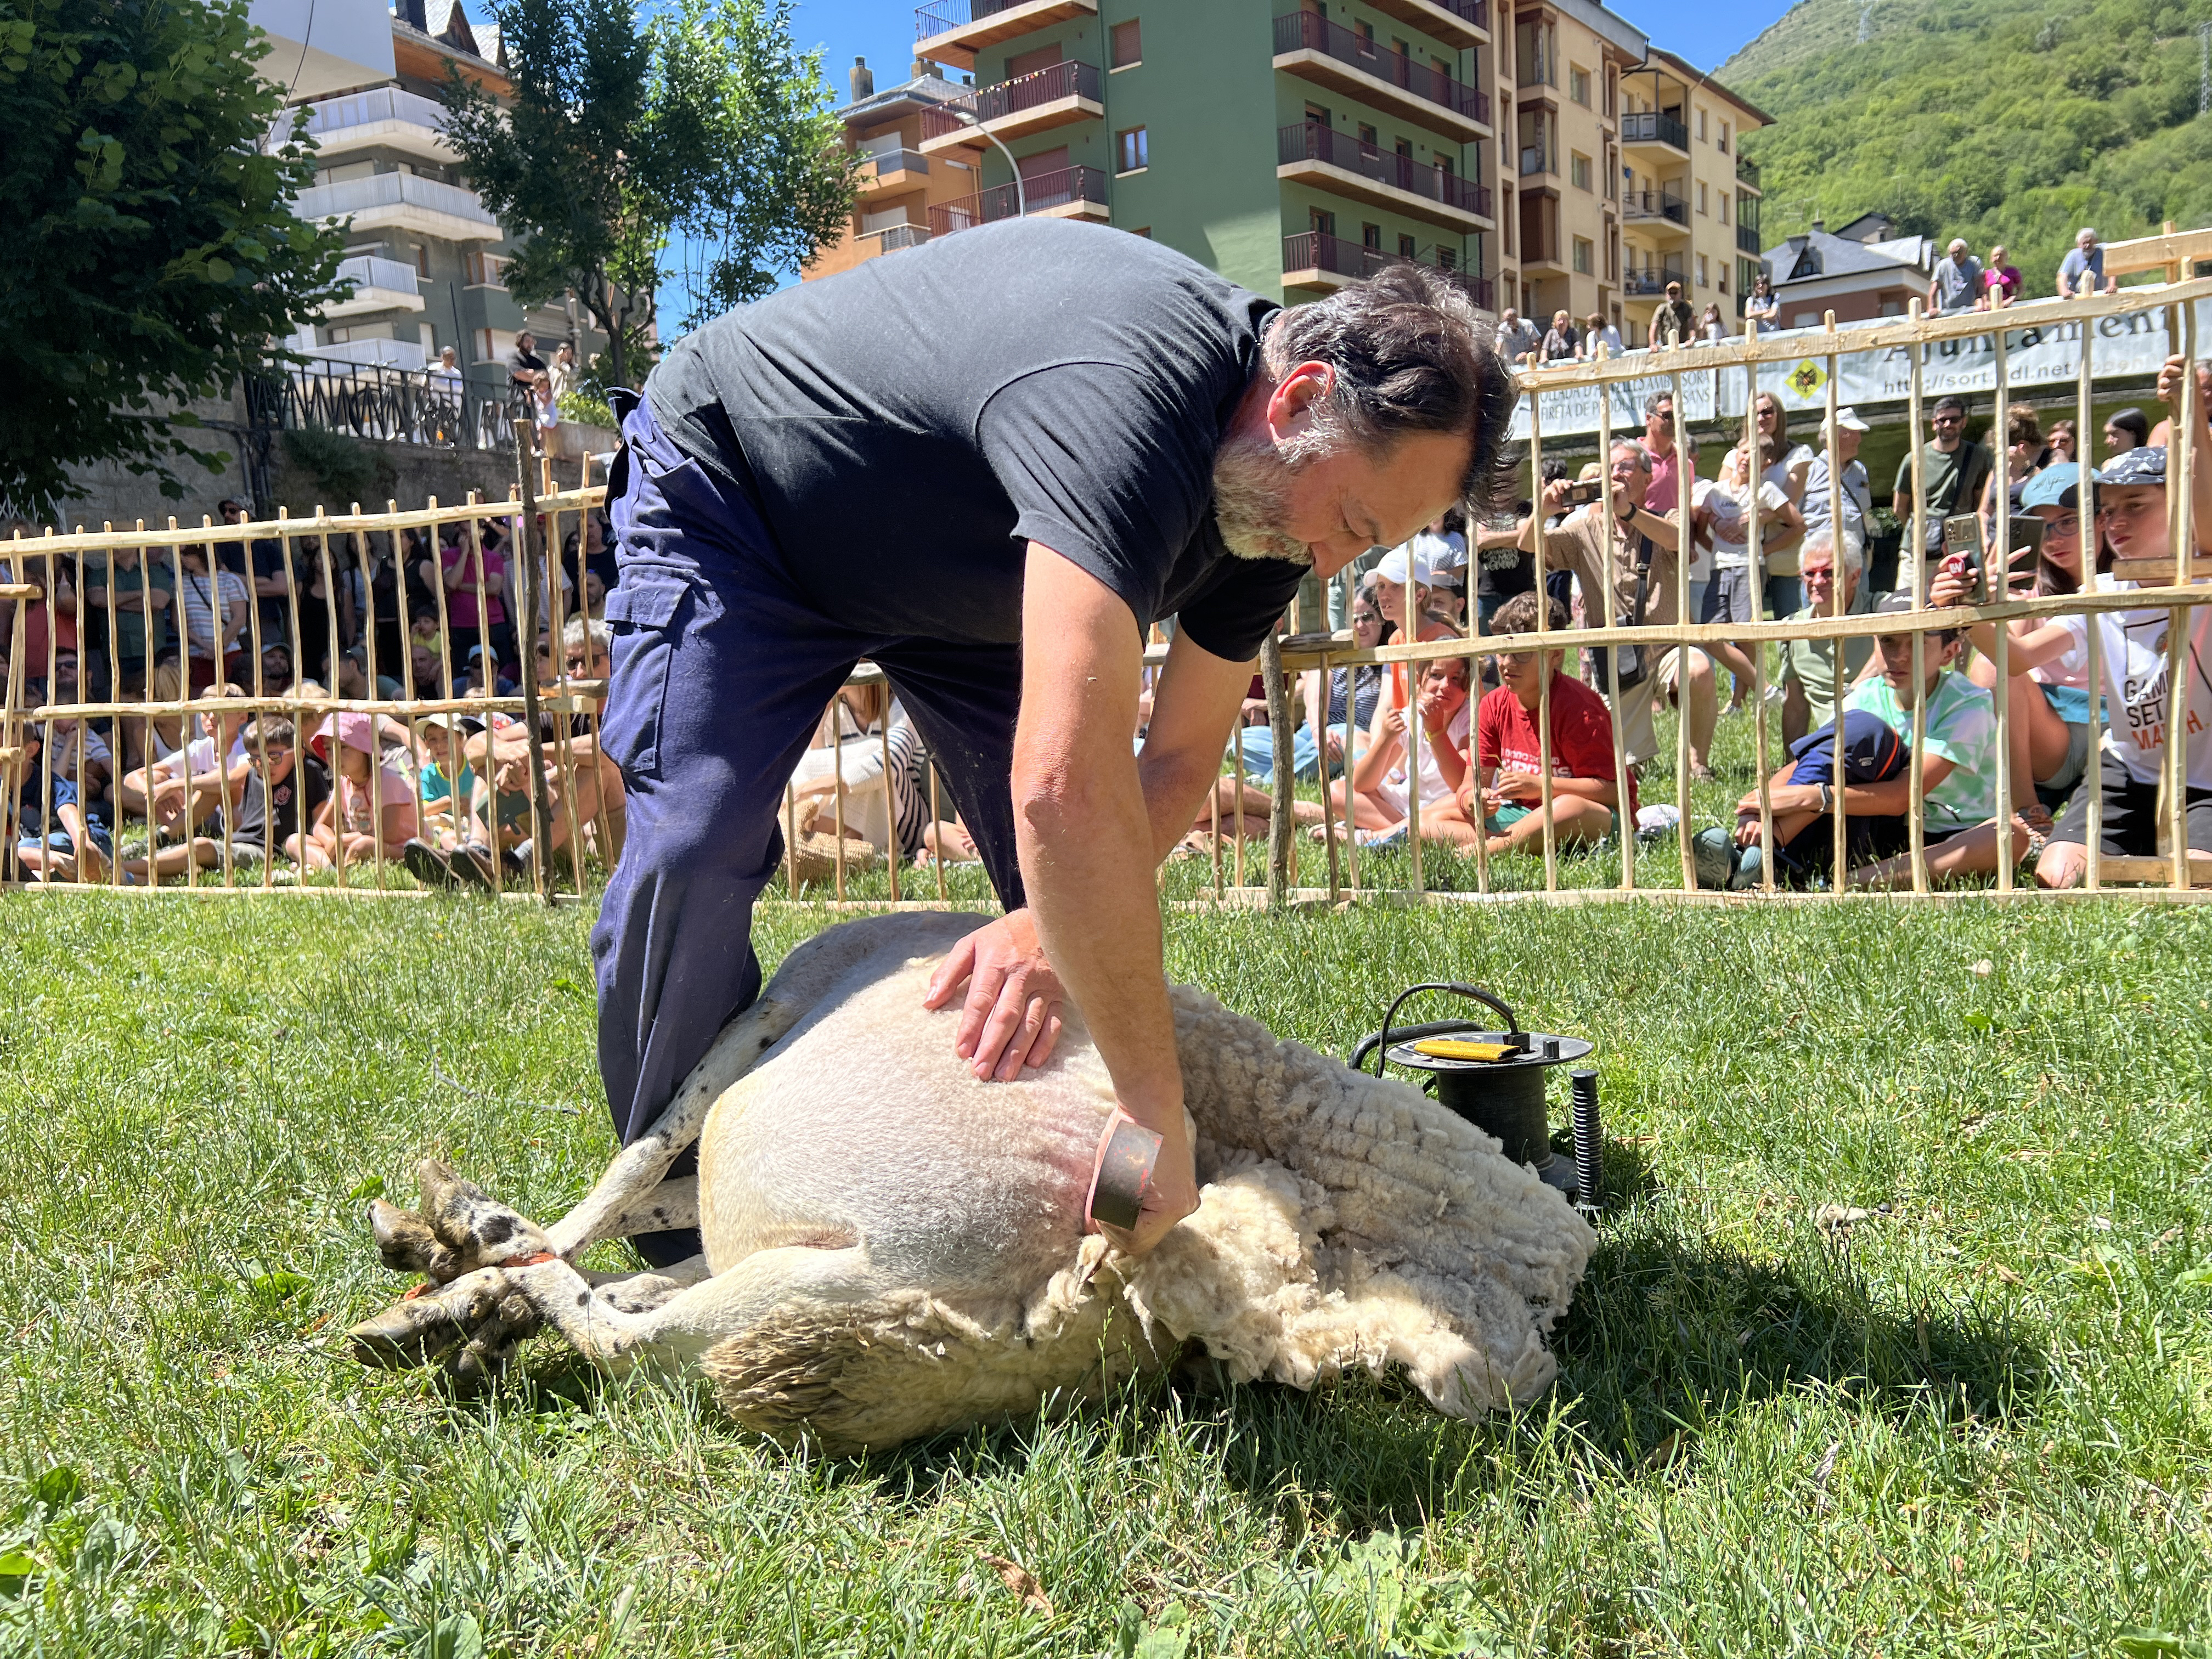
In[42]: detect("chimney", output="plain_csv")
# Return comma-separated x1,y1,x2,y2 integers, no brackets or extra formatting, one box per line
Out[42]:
912,58,931,78
398,0,427,29
1810,217,1825,235
849,56,874,102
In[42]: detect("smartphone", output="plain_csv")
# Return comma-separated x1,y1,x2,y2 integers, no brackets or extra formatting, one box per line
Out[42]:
1941,515,1988,605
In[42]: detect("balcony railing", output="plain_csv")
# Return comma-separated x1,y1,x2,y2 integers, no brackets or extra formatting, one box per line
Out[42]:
1271,12,1489,126
259,361,516,453
1280,123,1490,217
1737,223,1763,256
1736,154,1761,189
874,223,930,252
1284,233,1491,307
926,165,1108,236
1427,0,1487,28
862,148,930,179
1622,264,1684,296
1621,188,1687,225
334,254,422,300
294,86,449,142
294,171,500,230
918,60,1102,140
1620,110,1690,150
915,0,1035,38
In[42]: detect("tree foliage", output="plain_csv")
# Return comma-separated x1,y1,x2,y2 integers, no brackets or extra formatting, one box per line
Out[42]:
1729,0,2212,294
442,0,854,392
0,0,349,517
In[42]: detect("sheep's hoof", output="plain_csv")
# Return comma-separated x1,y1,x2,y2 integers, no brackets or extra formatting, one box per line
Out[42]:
369,1198,464,1282
416,1159,555,1269
348,1267,539,1383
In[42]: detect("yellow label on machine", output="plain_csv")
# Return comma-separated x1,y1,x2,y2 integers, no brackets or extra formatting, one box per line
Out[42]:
1411,1039,1517,1063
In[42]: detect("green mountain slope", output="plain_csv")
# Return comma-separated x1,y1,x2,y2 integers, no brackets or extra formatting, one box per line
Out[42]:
1724,0,2212,293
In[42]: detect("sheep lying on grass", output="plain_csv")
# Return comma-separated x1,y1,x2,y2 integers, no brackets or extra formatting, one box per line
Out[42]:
349,913,1595,1451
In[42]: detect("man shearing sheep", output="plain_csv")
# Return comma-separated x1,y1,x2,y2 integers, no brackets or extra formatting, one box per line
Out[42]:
595,219,1511,1265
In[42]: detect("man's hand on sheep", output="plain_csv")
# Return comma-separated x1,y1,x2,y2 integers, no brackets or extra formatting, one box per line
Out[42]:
924,908,1066,1080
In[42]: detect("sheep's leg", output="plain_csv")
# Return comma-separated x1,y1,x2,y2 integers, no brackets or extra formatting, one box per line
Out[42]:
596,1176,698,1244
352,1244,887,1380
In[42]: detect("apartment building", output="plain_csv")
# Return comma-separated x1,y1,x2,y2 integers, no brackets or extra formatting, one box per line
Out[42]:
812,60,997,278
824,0,1498,309
278,0,606,385
1615,47,1769,344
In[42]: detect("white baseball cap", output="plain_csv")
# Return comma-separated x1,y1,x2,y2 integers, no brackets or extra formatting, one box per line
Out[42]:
1831,406,1870,433
1412,529,1467,571
1375,541,1438,587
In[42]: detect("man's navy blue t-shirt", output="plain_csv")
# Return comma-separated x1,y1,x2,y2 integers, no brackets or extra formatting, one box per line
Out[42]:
645,218,1308,658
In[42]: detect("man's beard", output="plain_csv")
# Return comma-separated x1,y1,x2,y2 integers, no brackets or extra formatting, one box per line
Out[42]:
1210,431,1315,566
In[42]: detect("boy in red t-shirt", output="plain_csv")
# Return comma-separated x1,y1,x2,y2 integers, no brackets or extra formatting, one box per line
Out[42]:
1463,591,1635,856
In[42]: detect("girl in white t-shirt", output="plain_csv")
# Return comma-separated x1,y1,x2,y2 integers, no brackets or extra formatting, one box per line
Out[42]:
1754,392,1815,613
1329,656,1474,842
1694,437,1802,712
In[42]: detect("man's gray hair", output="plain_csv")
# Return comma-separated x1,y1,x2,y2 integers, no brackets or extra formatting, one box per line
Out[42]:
1609,437,1651,471
561,614,611,653
1263,262,1518,514
2078,227,2097,241
1802,526,1863,578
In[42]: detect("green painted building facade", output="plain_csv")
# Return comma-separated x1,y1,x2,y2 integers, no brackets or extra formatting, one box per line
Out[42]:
911,0,1496,307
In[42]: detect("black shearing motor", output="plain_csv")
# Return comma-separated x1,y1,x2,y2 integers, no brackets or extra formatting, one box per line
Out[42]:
1349,981,1605,1211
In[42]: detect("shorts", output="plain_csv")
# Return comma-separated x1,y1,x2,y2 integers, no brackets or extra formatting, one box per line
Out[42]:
1701,567,1758,628
2038,685,2092,797
18,821,114,859
1482,802,1621,838
2048,749,2212,857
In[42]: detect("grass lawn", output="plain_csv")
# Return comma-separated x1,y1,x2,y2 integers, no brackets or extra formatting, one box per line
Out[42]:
3,891,2211,1656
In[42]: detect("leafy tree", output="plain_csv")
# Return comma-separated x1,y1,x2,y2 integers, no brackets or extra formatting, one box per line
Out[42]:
442,0,855,393
0,0,350,518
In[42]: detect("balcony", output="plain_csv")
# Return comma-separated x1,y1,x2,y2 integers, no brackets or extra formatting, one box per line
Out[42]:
1622,263,1684,296
1620,110,1689,154
1271,12,1489,140
917,60,1103,155
287,87,454,164
1517,146,1555,178
858,148,930,199
926,165,1109,236
295,171,502,242
1363,0,1487,48
1737,222,1763,256
913,0,1096,70
1621,188,1688,230
1278,124,1489,238
323,254,424,319
1282,230,1469,289
1736,154,1761,192
870,223,931,253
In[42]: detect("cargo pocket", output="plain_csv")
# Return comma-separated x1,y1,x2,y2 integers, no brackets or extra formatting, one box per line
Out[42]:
601,573,689,782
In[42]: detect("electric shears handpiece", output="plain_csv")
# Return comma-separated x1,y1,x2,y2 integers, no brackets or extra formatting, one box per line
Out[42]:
1086,1114,1163,1234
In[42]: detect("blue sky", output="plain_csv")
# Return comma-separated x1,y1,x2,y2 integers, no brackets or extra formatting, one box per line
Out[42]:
786,0,1803,88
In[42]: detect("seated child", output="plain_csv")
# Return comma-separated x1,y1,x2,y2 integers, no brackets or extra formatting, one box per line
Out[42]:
9,719,112,882
1323,654,1474,844
1456,591,1632,856
1695,710,1905,889
290,711,419,872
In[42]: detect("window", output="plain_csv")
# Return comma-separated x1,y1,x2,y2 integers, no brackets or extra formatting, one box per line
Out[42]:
1359,122,1378,148
1363,222,1383,249
464,251,507,287
1355,18,1374,50
1570,151,1590,191
1398,233,1418,257
1115,126,1148,174
1570,65,1589,105
1110,18,1141,69
1697,182,1708,216
414,244,431,277
1305,100,1331,128
1719,267,1728,293
1718,120,1730,154
1697,108,1707,142
1006,42,1062,79
1719,193,1729,224
1573,236,1593,275
1697,253,1709,287
1395,137,1413,159
1310,207,1336,238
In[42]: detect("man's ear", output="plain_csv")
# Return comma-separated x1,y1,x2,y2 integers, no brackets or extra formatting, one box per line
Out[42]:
1266,360,1335,440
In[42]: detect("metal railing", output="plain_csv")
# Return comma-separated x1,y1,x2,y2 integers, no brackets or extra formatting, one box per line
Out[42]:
861,148,930,180
1737,223,1763,256
294,171,500,232
872,223,930,252
1621,264,1684,295
1278,122,1491,218
1736,154,1761,189
1621,189,1688,226
1284,234,1496,309
919,60,1102,142
1271,12,1489,126
927,165,1108,236
914,0,1034,39
269,360,519,452
1620,110,1689,150
1425,0,1488,28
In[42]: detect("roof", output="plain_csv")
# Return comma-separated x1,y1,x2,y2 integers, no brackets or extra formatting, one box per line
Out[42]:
1633,47,1774,127
836,71,967,127
395,0,501,69
1541,0,1648,63
1764,228,1934,287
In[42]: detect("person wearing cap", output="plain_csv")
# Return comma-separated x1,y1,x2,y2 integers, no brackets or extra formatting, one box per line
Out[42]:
1802,405,1872,566
289,711,419,873
1924,460,2096,810
405,712,480,853
1694,709,1908,889
1928,239,1983,316
2037,444,2212,888
2057,228,2115,300
1370,537,1458,709
1649,281,1696,350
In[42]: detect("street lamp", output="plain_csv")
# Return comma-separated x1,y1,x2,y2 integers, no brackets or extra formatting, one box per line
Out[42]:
936,97,1024,223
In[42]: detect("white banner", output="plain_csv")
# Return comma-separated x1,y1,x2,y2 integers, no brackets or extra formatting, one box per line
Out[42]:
1509,300,2206,439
